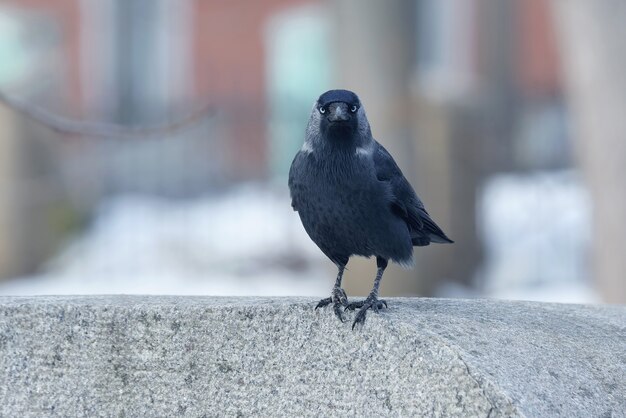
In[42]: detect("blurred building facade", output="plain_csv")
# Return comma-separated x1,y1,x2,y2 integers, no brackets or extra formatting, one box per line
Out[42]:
0,0,623,303
0,0,319,279
330,0,581,299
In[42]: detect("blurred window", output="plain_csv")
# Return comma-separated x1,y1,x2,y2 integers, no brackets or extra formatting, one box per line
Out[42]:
80,0,193,123
0,8,60,91
416,0,476,101
265,5,331,178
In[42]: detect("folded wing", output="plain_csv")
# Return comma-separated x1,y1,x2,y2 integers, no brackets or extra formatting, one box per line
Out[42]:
373,141,453,246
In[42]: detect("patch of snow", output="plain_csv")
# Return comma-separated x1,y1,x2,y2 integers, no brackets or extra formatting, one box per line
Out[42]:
0,184,332,296
474,170,596,303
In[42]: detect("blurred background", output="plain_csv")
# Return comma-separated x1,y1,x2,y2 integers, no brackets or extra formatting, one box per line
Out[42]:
0,0,624,304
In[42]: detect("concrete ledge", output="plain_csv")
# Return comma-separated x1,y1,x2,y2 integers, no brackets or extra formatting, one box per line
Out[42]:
0,296,624,417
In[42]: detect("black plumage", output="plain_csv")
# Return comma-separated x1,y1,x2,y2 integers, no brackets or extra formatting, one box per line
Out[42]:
289,89,453,328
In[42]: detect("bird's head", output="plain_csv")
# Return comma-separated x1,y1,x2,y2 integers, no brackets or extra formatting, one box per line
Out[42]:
306,89,371,149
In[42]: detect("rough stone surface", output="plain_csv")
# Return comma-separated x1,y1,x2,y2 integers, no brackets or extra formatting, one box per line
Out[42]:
0,296,624,417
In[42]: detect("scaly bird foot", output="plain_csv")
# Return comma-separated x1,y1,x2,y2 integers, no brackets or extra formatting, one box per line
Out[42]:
345,296,388,329
315,287,349,322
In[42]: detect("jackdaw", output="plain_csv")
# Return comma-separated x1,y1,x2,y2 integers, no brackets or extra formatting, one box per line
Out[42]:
289,89,453,328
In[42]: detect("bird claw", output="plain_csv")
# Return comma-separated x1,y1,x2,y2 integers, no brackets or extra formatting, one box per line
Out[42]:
315,287,349,322
345,297,387,311
333,303,345,322
315,297,332,310
347,296,388,329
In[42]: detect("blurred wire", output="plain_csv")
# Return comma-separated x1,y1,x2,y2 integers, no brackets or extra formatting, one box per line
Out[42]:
0,89,216,139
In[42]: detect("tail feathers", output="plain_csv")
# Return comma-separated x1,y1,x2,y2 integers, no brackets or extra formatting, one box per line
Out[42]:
429,233,454,244
411,233,454,246
412,208,454,245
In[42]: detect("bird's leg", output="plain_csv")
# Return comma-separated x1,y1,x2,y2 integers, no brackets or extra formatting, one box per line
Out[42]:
315,265,349,321
346,257,388,329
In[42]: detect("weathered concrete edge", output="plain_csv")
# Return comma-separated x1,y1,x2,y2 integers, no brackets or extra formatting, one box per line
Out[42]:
1,295,624,417
0,296,520,416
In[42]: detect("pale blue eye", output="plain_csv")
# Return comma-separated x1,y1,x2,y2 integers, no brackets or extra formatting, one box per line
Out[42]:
319,106,326,114
350,105,358,113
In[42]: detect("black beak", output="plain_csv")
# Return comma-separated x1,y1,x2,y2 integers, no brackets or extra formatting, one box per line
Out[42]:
327,103,350,123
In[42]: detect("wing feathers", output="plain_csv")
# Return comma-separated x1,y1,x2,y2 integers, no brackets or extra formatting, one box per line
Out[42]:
373,141,453,246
